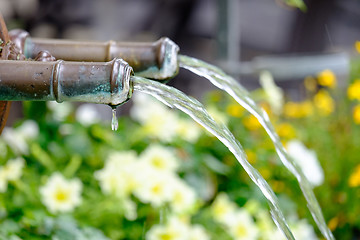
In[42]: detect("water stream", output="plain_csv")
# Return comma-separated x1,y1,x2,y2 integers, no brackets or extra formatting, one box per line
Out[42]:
132,76,295,240
179,55,334,240
111,107,118,131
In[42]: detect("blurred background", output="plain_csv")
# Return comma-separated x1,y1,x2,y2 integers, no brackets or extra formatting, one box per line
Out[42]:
1,0,360,121
2,1,360,239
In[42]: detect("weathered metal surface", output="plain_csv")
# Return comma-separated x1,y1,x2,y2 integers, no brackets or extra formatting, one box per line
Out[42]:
0,14,11,134
9,29,179,80
0,58,133,106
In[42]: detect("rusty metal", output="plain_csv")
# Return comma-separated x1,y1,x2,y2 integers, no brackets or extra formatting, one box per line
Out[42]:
9,29,179,80
0,14,11,133
0,58,133,106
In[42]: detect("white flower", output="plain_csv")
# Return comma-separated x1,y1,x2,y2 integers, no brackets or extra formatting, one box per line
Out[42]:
255,209,276,236
40,172,82,213
3,157,25,181
0,157,25,193
130,93,179,142
188,225,210,240
286,140,324,187
147,216,209,240
262,228,286,240
123,198,137,221
146,217,189,240
2,127,29,155
211,193,238,224
17,120,39,140
169,177,197,213
176,119,201,143
139,145,179,173
105,151,138,170
47,101,73,121
259,70,284,115
1,120,39,155
227,209,259,240
133,170,174,207
292,220,318,240
75,104,101,126
0,168,8,193
94,151,139,197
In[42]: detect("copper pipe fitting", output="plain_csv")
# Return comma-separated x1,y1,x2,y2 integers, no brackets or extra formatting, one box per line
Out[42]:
9,29,179,81
0,58,133,106
0,13,12,133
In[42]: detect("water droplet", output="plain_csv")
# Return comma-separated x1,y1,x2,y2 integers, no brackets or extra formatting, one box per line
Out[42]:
111,107,118,131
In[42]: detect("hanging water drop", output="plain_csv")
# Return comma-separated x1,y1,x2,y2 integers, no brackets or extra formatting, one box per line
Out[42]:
111,107,118,131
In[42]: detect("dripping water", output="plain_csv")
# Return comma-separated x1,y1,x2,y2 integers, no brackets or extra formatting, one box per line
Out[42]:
132,76,295,240
111,107,118,131
179,55,335,240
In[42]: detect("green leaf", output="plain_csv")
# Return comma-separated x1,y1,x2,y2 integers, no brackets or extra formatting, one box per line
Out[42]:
30,143,56,171
63,155,82,178
203,155,231,175
284,0,307,11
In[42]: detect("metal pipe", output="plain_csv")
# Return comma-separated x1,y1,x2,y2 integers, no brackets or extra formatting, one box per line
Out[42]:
9,29,179,81
0,58,133,106
0,13,11,134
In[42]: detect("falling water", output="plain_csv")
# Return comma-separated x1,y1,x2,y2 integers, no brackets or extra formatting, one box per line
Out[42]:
179,55,335,240
111,107,118,131
132,76,295,240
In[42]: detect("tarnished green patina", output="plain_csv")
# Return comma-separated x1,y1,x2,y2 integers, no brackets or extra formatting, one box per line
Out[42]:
0,58,133,106
9,30,179,81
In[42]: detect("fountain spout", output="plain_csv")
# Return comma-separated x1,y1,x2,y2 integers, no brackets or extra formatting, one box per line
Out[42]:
9,30,179,81
0,58,133,106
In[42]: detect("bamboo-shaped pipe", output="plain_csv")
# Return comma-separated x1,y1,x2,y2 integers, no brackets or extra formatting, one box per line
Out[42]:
0,58,133,106
9,30,179,81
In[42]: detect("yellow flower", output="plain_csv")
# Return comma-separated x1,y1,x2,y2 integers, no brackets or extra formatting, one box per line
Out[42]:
355,41,360,53
299,101,314,117
304,76,317,92
276,123,296,139
347,80,360,101
283,101,313,118
271,180,285,193
349,165,360,187
313,90,335,115
259,168,271,180
328,216,339,231
353,105,360,124
317,69,336,88
283,102,301,118
243,115,261,130
226,104,244,117
245,149,257,164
